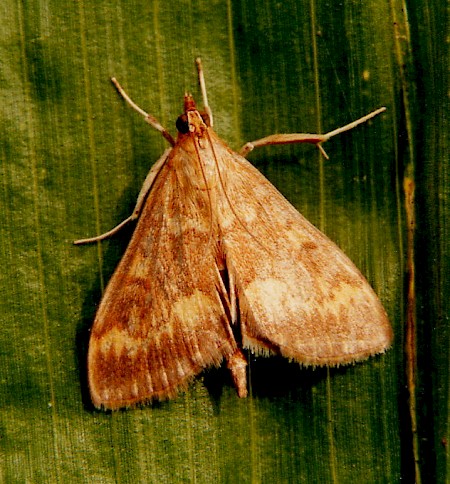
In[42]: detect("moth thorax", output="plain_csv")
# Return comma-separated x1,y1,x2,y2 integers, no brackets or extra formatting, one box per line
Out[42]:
176,110,209,135
186,110,208,136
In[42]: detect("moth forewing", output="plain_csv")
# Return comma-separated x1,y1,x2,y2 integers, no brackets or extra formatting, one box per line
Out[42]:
77,59,392,409
209,134,392,365
87,135,240,410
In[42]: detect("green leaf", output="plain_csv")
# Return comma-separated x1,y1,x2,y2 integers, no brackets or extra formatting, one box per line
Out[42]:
0,0,447,482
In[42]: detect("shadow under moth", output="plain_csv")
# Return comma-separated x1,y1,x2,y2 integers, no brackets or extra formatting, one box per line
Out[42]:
75,59,393,410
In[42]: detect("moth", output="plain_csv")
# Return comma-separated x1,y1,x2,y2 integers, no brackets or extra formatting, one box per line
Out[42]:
76,59,393,410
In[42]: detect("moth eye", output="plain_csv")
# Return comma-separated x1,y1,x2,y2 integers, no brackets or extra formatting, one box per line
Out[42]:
176,114,190,133
200,112,211,126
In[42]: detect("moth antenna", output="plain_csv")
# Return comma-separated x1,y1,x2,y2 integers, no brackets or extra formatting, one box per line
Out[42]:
195,58,214,127
111,77,176,146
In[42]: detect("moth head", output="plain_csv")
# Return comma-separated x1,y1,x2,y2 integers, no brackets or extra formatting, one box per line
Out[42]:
176,94,211,134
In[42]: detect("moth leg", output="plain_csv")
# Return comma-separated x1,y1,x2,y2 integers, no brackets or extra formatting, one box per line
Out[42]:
238,107,386,157
226,349,248,398
111,78,176,147
239,133,329,158
74,149,170,245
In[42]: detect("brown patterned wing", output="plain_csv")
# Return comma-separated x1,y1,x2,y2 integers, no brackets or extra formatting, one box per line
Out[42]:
212,135,393,366
88,146,237,409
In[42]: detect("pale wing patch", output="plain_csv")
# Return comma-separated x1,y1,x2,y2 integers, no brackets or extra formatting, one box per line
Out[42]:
96,327,141,355
246,279,292,311
172,289,215,324
244,277,311,322
220,200,259,229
